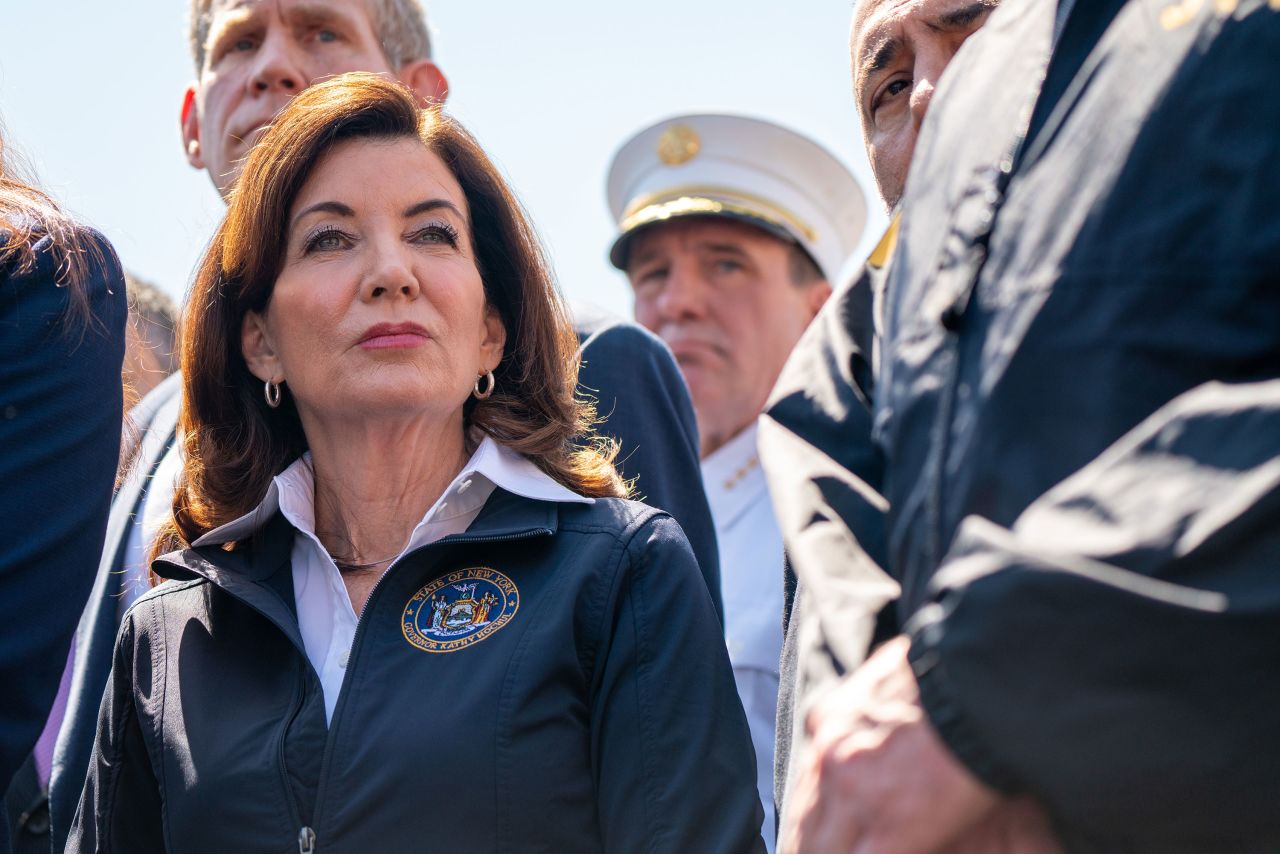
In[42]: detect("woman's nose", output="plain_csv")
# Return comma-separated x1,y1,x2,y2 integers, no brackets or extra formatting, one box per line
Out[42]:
361,248,421,301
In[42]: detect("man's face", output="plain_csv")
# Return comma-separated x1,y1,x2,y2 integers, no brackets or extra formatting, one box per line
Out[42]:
852,0,997,209
627,218,829,458
183,0,437,197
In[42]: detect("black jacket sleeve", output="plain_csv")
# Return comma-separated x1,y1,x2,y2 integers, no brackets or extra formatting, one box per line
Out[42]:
0,228,126,791
65,609,165,853
575,316,723,621
909,380,1280,850
590,513,764,854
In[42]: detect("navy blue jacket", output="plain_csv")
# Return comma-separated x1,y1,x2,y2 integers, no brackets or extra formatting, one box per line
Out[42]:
68,492,763,853
47,313,718,853
0,225,125,808
765,0,1280,848
573,307,720,617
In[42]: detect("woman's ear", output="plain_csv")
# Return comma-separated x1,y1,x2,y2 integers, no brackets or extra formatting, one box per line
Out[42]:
479,304,507,373
241,310,283,382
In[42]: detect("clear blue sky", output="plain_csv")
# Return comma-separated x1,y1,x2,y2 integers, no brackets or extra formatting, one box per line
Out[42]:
0,0,885,318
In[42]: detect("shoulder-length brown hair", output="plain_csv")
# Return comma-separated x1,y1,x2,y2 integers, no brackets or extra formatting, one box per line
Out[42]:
162,72,624,555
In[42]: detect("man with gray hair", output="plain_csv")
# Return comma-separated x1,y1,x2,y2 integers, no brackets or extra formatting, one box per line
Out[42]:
37,3,720,851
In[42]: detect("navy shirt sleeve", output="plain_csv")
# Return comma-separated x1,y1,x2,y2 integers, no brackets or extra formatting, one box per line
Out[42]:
590,513,764,853
0,227,126,791
576,317,723,622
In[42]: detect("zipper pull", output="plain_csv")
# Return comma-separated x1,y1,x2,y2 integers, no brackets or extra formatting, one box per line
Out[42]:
298,826,317,854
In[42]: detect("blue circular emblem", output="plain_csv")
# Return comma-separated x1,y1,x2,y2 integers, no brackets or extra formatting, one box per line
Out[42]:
401,567,520,654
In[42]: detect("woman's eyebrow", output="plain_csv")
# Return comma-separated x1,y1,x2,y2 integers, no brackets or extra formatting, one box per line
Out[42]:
403,199,465,220
290,201,355,230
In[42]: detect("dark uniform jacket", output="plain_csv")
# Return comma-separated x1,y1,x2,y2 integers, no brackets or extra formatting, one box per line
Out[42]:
762,0,1280,849
0,225,125,853
67,491,764,854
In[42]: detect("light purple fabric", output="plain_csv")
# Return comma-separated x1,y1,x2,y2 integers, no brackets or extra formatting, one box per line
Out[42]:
34,636,75,789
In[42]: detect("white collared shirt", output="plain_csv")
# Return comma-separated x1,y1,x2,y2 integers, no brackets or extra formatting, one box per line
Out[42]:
701,421,783,854
194,437,592,723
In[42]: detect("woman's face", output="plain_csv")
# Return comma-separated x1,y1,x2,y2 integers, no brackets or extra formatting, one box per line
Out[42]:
242,136,505,431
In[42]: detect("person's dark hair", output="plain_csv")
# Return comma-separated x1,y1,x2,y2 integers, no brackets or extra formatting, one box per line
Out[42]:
158,72,624,555
0,119,101,327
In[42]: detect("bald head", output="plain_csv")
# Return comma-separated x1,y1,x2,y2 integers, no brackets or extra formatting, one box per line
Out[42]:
850,0,998,209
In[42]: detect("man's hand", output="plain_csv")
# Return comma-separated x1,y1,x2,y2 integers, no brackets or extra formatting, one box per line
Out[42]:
779,636,1060,854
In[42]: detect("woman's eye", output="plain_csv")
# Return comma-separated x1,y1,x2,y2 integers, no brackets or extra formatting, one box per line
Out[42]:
303,228,350,254
411,224,459,247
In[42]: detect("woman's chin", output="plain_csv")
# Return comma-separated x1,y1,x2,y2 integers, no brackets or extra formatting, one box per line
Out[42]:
303,385,466,424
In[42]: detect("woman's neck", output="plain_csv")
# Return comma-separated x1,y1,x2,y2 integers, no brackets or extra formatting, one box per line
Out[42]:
303,412,471,569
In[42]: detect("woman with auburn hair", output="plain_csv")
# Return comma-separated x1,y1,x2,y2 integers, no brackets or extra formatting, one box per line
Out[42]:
68,74,763,854
0,123,126,799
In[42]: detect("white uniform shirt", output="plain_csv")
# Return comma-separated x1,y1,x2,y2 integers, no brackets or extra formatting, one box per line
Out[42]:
195,438,592,723
701,422,783,854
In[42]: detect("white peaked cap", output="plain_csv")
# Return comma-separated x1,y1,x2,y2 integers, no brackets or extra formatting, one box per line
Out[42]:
606,113,867,281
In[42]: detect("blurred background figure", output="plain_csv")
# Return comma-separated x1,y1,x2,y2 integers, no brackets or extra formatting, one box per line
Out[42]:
122,273,179,404
0,123,126,854
607,114,866,852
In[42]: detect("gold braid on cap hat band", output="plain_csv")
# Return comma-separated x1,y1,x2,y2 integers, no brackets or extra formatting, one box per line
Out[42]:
619,185,818,243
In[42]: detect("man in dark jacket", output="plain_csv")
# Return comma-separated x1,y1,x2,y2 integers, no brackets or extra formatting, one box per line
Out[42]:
767,0,1280,850
767,0,997,833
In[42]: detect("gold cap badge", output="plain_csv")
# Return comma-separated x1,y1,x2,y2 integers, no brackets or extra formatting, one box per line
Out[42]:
657,125,701,166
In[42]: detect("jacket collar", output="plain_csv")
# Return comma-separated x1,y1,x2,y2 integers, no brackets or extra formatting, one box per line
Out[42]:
190,437,590,550
153,484,566,586
152,486,568,657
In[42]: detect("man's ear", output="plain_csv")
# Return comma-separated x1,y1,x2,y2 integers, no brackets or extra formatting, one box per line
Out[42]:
181,84,205,170
807,279,833,319
397,59,449,106
241,310,283,383
479,304,507,374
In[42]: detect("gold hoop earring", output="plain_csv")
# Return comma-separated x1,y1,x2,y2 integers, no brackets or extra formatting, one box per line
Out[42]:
264,379,283,409
473,370,495,400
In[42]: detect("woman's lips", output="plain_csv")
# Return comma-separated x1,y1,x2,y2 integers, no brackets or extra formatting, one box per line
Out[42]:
359,322,430,350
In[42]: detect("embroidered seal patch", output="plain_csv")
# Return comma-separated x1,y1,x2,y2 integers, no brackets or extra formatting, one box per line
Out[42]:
401,567,520,653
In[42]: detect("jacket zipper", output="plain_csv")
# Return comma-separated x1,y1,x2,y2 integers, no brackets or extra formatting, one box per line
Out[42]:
306,528,551,843
277,664,308,835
